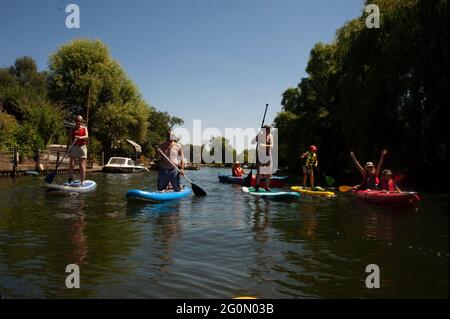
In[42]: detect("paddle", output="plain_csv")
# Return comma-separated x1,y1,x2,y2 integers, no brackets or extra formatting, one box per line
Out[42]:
153,145,207,196
44,139,77,184
315,167,335,187
245,103,269,187
339,185,354,193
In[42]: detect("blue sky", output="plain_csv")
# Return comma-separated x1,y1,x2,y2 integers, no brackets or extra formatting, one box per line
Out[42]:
0,0,364,148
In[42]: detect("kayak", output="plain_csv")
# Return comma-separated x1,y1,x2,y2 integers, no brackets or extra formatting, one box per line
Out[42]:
242,186,300,200
126,187,192,202
291,186,336,198
218,173,288,187
45,180,97,193
351,190,420,209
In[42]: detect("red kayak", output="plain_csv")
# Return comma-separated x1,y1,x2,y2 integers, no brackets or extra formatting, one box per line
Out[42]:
218,174,288,187
351,190,421,209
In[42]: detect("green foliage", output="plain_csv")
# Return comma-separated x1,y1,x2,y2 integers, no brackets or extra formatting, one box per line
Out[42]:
47,38,182,159
1,40,180,161
93,100,150,155
275,0,448,189
0,111,19,151
0,57,66,157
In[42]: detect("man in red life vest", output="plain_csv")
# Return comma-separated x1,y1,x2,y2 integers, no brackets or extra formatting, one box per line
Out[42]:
232,161,245,177
68,115,89,186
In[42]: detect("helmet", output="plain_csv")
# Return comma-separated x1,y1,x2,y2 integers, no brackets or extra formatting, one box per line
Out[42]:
309,145,317,152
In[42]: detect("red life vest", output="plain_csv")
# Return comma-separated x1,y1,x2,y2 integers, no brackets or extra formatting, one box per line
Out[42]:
72,126,87,146
380,179,397,192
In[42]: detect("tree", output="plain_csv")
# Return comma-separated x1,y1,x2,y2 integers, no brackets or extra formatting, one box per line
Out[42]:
274,0,448,190
48,38,182,159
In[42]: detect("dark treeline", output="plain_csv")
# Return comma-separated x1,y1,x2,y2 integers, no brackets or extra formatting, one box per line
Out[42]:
0,39,182,161
274,0,448,191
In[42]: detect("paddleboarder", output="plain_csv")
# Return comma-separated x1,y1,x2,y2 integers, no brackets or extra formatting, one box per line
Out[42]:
68,115,89,186
156,130,185,192
252,125,273,192
300,145,318,188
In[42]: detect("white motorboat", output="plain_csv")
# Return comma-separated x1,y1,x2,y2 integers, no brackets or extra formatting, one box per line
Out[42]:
102,157,148,173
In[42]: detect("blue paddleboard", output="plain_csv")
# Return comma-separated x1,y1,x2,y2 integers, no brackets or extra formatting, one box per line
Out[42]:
126,187,192,202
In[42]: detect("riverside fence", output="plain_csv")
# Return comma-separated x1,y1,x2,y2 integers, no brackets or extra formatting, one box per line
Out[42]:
0,146,94,177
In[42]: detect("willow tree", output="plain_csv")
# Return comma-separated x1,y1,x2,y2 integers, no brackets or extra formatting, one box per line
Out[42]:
48,39,152,156
275,0,448,189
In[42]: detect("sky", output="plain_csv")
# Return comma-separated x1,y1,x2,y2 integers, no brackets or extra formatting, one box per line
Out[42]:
0,0,364,150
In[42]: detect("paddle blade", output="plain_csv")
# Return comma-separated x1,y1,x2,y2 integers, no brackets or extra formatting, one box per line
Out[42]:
44,172,56,184
326,175,335,187
244,172,253,187
191,183,207,196
338,185,353,193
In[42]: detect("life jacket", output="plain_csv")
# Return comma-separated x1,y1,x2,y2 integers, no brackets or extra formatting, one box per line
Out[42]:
304,151,317,168
232,167,244,177
380,179,397,192
72,126,87,146
359,173,379,190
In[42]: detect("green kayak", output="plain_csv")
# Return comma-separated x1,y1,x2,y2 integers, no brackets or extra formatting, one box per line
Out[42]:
242,186,301,200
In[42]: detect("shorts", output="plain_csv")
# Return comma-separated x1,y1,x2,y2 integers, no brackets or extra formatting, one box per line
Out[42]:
303,166,313,174
157,168,181,191
258,163,273,175
69,145,87,159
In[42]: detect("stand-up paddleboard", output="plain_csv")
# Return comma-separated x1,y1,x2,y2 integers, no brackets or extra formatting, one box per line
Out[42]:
291,186,336,198
45,180,97,193
126,187,192,202
242,186,300,200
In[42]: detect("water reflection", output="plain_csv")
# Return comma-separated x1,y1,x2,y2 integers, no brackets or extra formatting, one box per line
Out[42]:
0,169,448,298
126,201,182,272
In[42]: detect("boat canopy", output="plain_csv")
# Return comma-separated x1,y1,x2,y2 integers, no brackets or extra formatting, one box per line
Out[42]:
125,139,142,153
108,158,127,165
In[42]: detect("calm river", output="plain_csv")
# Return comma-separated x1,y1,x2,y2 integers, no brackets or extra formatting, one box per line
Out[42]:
0,168,448,298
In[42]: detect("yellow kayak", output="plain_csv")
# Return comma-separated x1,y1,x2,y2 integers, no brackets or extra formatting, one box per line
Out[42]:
291,186,336,198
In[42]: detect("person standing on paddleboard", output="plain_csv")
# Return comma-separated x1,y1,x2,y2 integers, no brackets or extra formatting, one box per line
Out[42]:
252,125,273,192
300,145,318,188
157,130,185,192
68,115,89,186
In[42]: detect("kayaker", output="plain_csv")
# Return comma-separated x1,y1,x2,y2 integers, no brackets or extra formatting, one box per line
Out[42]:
350,149,387,190
252,125,273,192
157,129,185,192
380,169,401,192
68,115,89,186
232,161,245,177
300,145,318,188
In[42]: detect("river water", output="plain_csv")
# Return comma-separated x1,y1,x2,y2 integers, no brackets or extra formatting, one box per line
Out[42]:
0,168,448,298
